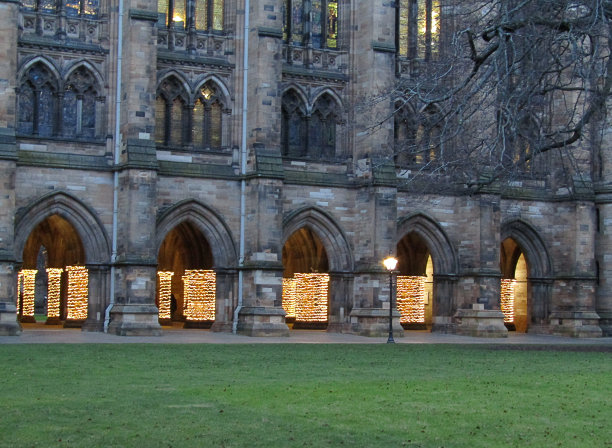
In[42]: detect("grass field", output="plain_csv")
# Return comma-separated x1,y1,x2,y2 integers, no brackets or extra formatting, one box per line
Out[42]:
0,344,609,447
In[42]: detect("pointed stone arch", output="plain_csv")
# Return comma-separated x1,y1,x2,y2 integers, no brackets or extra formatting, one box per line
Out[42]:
501,219,552,279
283,206,353,273
14,191,110,265
397,213,457,275
156,200,237,269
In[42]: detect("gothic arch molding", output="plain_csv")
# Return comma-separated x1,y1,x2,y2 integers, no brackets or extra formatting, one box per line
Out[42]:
14,191,111,265
283,207,353,273
156,200,237,269
396,212,457,275
501,219,553,279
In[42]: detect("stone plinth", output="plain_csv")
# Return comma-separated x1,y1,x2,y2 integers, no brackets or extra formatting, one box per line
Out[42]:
454,304,508,338
349,308,404,337
107,304,162,336
548,311,602,338
236,306,290,337
0,302,21,336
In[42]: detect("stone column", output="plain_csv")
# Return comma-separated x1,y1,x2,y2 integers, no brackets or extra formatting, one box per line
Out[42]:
455,193,507,337
0,0,20,335
106,2,162,335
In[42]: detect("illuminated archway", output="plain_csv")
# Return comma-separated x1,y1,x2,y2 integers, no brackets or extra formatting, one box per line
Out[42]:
282,227,330,328
157,222,215,327
19,214,88,325
396,213,458,331
501,219,553,332
396,232,433,329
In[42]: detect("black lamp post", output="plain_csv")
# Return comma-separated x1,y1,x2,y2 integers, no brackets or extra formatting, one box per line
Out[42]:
383,256,398,344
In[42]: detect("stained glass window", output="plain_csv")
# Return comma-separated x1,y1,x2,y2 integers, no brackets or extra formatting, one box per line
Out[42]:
156,76,188,147
397,0,440,60
37,87,55,137
283,0,338,49
63,89,78,137
170,98,184,146
210,102,222,147
161,0,223,32
63,0,99,17
281,90,307,157
212,0,223,31
155,97,166,144
192,82,224,149
17,86,34,135
195,0,208,30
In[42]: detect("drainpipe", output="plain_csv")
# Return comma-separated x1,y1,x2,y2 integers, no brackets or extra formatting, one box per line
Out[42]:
104,0,124,332
232,0,250,333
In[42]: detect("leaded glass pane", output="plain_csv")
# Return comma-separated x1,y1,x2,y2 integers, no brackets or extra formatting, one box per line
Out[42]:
193,100,205,146
84,0,99,17
63,90,78,137
170,98,183,146
155,97,166,144
21,0,36,10
282,0,288,41
173,0,186,29
17,86,34,135
41,0,55,12
326,0,338,49
417,0,427,58
194,0,208,30
65,0,80,17
210,102,222,147
398,0,409,56
291,0,303,45
430,0,440,58
311,0,322,48
158,0,169,26
322,118,335,158
309,114,323,158
287,113,305,156
82,93,96,137
38,87,55,137
213,0,224,31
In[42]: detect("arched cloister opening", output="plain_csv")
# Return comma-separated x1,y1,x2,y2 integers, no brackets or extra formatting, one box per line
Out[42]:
396,213,458,332
18,215,88,326
157,222,215,328
282,207,353,332
500,220,553,333
156,200,238,331
396,232,434,329
282,227,330,329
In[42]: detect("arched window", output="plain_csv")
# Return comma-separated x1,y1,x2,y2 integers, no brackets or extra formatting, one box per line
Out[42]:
21,0,99,17
397,0,440,60
63,66,99,138
192,82,224,150
309,94,338,159
155,77,188,147
281,91,307,157
158,0,224,32
502,115,542,173
17,63,58,137
394,103,440,166
282,0,338,49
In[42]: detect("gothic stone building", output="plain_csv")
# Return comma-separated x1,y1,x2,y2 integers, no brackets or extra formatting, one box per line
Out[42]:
0,0,609,338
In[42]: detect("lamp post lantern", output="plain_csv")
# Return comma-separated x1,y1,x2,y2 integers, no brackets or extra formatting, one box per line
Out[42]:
383,256,398,344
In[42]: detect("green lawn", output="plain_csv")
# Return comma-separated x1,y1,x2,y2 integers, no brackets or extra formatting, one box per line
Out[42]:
0,344,609,447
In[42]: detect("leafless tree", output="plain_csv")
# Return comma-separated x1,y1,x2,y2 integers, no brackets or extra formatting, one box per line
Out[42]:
381,0,611,193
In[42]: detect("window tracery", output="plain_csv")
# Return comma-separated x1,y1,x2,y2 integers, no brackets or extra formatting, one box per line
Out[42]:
397,0,440,60
158,0,224,32
282,0,339,49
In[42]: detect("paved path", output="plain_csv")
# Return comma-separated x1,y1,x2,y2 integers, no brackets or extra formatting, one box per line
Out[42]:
2,324,612,346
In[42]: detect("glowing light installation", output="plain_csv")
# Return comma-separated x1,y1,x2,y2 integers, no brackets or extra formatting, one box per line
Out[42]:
396,276,426,324
282,277,297,319
500,279,515,323
16,271,23,314
66,265,88,320
157,271,174,319
19,269,38,318
282,273,329,322
183,270,216,321
46,268,63,319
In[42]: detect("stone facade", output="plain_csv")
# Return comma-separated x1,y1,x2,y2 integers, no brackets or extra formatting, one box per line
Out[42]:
0,0,608,337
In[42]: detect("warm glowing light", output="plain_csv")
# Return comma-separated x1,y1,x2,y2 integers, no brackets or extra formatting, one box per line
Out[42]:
383,256,399,271
173,15,183,22
66,266,88,320
20,269,38,317
46,268,63,318
397,276,426,324
500,279,515,323
157,271,174,319
183,270,216,321
282,277,297,319
16,271,23,314
282,273,329,322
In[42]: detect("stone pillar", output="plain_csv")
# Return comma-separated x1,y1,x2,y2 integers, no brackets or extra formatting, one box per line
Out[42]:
210,269,237,332
454,193,507,337
326,272,353,333
549,201,601,337
0,0,20,335
232,2,289,336
106,1,162,335
82,264,110,332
